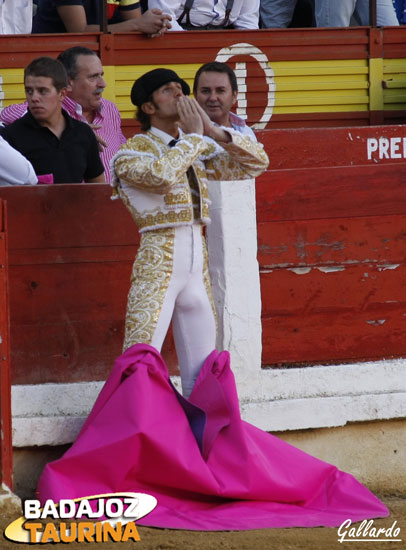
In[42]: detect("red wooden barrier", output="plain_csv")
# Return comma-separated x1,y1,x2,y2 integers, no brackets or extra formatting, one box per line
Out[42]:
0,199,12,489
0,185,178,385
256,125,406,170
256,124,406,365
1,126,406,381
257,161,406,367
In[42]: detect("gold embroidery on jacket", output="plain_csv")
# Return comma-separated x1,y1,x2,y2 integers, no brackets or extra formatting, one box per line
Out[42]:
119,188,195,231
164,190,190,206
114,129,269,232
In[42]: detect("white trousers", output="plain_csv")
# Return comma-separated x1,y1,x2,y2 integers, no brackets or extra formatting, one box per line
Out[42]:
124,224,217,398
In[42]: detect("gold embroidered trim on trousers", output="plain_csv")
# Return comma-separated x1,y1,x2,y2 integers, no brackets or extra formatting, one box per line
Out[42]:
123,228,175,351
201,231,217,331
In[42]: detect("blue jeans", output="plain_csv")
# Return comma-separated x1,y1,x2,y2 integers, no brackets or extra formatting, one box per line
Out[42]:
260,0,298,28
315,0,399,26
392,0,406,23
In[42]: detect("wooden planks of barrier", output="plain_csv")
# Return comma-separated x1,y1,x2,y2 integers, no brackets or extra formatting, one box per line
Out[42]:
256,125,406,170
255,124,406,367
257,162,406,366
0,199,12,488
1,126,406,383
0,185,178,385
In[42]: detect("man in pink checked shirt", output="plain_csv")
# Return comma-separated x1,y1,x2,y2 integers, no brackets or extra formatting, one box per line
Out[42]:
0,46,126,182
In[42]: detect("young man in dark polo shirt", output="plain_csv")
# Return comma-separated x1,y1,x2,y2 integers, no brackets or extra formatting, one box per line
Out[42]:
0,56,104,184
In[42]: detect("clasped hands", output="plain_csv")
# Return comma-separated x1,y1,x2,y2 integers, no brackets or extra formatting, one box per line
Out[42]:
177,96,231,143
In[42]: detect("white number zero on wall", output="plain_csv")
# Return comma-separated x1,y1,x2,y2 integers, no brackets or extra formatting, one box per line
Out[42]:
215,43,276,129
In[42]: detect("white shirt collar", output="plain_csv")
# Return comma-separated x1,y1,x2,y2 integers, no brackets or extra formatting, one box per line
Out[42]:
150,126,184,145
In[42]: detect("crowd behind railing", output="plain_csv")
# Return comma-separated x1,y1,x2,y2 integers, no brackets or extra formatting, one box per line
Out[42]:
0,1,405,36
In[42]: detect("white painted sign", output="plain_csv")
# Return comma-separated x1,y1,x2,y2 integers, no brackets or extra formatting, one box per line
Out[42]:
367,136,406,160
215,43,275,129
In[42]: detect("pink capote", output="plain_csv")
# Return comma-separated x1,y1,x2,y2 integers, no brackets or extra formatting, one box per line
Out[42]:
38,344,389,530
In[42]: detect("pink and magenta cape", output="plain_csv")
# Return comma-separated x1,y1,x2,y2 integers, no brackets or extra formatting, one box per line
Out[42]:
38,344,388,530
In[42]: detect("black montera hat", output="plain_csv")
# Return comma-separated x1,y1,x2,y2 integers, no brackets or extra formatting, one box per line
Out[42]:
131,68,190,107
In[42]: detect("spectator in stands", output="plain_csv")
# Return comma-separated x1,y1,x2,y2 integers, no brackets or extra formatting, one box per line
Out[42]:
0,135,37,185
148,0,259,30
0,57,105,184
315,0,399,26
193,61,256,139
0,0,33,34
32,0,171,36
1,47,125,180
259,0,314,28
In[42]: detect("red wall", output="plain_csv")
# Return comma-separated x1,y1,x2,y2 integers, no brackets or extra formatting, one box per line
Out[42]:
1,126,406,384
257,126,406,366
